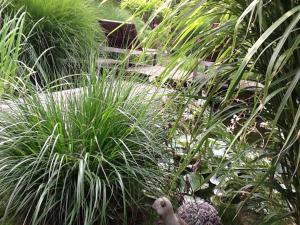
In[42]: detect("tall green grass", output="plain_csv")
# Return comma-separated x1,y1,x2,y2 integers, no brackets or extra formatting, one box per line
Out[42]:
0,7,26,96
5,0,102,79
142,0,300,223
0,71,170,225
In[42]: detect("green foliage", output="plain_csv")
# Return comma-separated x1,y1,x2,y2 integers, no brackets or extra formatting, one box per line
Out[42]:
0,7,25,96
5,0,102,78
145,0,300,223
0,73,169,225
120,0,170,21
96,0,145,31
98,0,132,20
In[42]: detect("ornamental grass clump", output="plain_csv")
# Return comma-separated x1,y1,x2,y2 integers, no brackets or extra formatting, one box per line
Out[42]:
5,0,102,78
0,74,169,225
0,4,26,96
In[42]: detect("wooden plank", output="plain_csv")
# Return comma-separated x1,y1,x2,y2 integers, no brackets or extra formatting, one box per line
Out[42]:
102,46,157,56
239,80,264,90
126,65,208,84
96,58,122,67
103,46,129,54
101,47,158,66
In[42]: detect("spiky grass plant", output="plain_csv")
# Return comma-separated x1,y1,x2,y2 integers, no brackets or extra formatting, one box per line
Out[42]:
142,0,300,223
5,0,102,78
0,5,26,96
0,72,169,225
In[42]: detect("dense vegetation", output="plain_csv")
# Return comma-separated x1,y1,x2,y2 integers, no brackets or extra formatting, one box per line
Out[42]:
0,7,25,96
0,0,299,225
5,0,101,78
120,0,170,22
144,0,300,224
0,73,170,225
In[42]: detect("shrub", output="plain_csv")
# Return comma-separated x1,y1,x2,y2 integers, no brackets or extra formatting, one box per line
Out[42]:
5,0,103,78
120,0,170,22
96,0,145,33
0,72,169,225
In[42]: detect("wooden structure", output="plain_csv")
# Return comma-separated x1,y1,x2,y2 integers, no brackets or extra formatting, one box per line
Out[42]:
97,19,263,92
99,19,139,49
98,19,157,67
98,19,199,85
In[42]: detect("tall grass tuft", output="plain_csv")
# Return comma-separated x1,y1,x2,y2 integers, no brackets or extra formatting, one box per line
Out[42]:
0,5,26,96
0,72,169,225
5,0,102,79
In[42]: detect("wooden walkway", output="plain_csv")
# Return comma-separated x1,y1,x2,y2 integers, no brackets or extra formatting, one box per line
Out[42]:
126,65,198,83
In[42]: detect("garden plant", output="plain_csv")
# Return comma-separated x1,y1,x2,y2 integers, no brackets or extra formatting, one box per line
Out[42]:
143,0,300,224
0,72,171,225
0,5,26,97
0,0,299,224
5,0,102,78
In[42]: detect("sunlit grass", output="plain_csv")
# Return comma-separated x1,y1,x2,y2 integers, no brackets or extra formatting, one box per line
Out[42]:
5,0,102,77
0,71,171,225
0,6,26,96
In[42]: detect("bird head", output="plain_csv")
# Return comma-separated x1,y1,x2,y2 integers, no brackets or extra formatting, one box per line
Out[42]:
152,197,174,216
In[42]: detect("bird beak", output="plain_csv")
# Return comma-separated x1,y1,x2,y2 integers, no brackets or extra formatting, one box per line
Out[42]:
152,202,157,210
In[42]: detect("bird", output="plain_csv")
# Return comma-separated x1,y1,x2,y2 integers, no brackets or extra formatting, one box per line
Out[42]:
152,197,222,225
